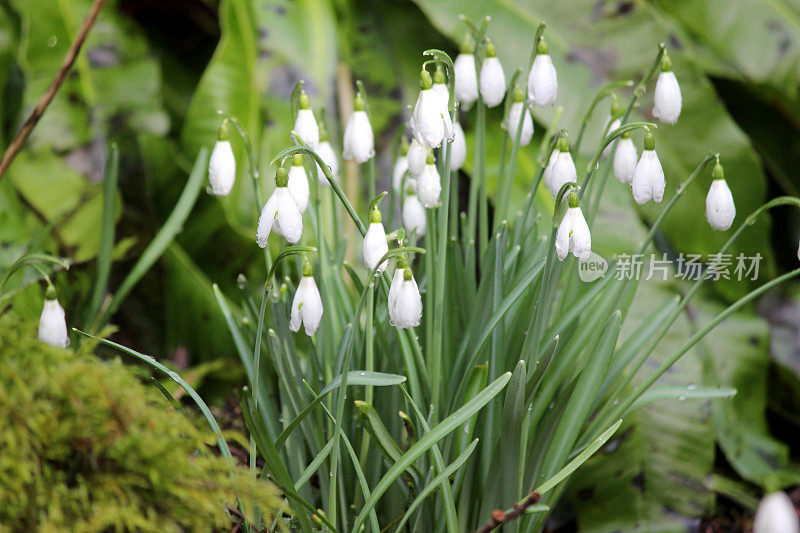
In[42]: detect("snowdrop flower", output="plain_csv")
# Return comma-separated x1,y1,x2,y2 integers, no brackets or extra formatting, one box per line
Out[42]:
343,94,374,163
527,36,558,106
479,40,506,108
542,149,560,194
407,138,428,177
417,152,441,208
293,90,319,148
546,138,578,198
705,161,735,231
454,34,478,107
613,132,638,184
652,54,682,125
555,192,592,263
393,138,410,192
257,166,303,246
450,121,467,171
631,132,666,204
290,259,324,336
388,258,422,329
38,286,69,348
403,189,426,237
287,154,310,213
208,120,236,196
363,206,389,273
410,69,454,149
315,128,338,184
753,492,800,533
502,87,534,146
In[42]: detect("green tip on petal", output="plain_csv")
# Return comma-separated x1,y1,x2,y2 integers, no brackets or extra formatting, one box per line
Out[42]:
299,90,311,110
485,39,497,58
275,166,289,187
512,86,525,103
644,132,656,151
354,94,366,111
400,136,409,156
712,161,725,180
369,207,382,224
419,69,433,90
567,191,579,208
302,257,313,277
45,286,57,300
536,36,549,55
660,53,672,72
460,33,475,54
403,268,413,281
433,65,446,84
621,131,631,140
292,153,304,167
426,151,435,165
218,119,230,141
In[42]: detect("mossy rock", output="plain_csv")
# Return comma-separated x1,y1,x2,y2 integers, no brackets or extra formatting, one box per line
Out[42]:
0,313,281,532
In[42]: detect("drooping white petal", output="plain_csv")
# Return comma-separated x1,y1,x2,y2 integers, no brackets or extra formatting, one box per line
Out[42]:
542,151,560,197
527,54,558,106
503,102,534,146
548,152,578,197
653,71,682,125
256,192,279,248
754,492,800,533
407,139,427,177
389,272,422,329
450,122,467,171
293,108,320,148
454,53,478,107
705,180,736,231
343,110,375,163
38,297,69,348
287,164,310,213
555,208,573,261
631,149,665,205
393,156,409,191
602,117,622,157
316,140,338,184
433,82,449,108
208,140,236,196
290,276,323,336
613,137,638,184
480,56,506,108
388,268,404,311
403,194,427,237
555,207,592,263
363,222,389,272
410,88,449,148
417,163,442,208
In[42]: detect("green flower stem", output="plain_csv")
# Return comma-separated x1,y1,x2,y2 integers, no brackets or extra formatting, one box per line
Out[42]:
572,79,634,156
425,209,437,375
514,128,564,245
0,253,70,301
251,286,268,474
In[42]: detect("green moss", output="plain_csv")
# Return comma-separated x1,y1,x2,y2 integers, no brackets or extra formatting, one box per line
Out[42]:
0,313,280,532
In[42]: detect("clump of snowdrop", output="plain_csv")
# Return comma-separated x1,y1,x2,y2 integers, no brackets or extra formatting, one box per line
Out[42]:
613,132,638,184
479,39,506,108
450,121,467,171
417,152,442,208
208,119,236,196
315,123,338,184
652,53,682,125
257,166,303,246
410,68,454,149
393,137,409,192
527,36,558,106
546,137,578,197
631,132,666,204
363,203,389,273
502,86,534,146
290,259,324,336
705,160,735,231
287,154,310,213
38,286,69,348
556,191,592,262
403,188,426,238
454,34,478,107
388,256,422,329
293,90,320,148
407,138,428,178
343,94,375,163
753,491,800,533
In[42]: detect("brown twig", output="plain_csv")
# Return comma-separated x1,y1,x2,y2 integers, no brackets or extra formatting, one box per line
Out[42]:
0,0,108,182
473,491,542,533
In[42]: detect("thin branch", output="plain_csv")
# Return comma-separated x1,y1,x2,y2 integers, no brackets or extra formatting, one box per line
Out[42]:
473,491,541,533
0,0,108,182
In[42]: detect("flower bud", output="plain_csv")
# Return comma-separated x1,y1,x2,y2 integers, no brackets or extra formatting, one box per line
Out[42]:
417,152,441,208
479,40,506,108
208,120,236,196
753,492,800,533
613,132,638,184
547,138,577,197
652,54,682,125
287,154,310,213
290,264,324,336
631,132,665,204
388,266,422,329
705,162,735,231
363,208,389,273
527,37,558,106
502,95,534,146
294,90,320,148
343,95,375,163
454,34,478,107
38,287,69,348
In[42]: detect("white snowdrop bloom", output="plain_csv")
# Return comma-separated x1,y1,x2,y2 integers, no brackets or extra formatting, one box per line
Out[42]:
754,492,800,533
527,37,558,106
652,55,682,125
208,120,236,196
410,69,454,149
287,154,310,213
479,40,506,108
315,138,338,184
547,139,578,198
290,262,324,336
417,153,441,208
293,90,319,148
388,264,422,329
257,167,303,246
450,121,467,171
407,138,428,177
602,118,622,157
363,208,389,273
613,132,638,184
542,149,560,195
403,190,426,237
342,94,374,163
454,35,478,107
705,163,735,231
631,133,666,204
555,193,592,263
393,142,409,192
502,88,534,146
38,287,69,348
432,66,450,107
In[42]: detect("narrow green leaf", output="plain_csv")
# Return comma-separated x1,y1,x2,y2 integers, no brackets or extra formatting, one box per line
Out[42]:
87,144,119,326
627,386,737,414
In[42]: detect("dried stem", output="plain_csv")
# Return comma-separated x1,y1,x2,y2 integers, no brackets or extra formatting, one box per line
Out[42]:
473,491,541,533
